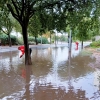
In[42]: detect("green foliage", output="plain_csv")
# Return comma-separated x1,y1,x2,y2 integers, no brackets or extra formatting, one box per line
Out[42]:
92,37,95,41
28,36,35,42
75,17,93,41
17,38,24,45
28,36,49,44
90,40,100,47
52,35,59,41
4,0,98,65
0,4,13,34
28,36,35,45
60,35,67,41
0,34,8,45
28,13,42,37
11,35,18,45
3,0,99,40
80,50,93,56
13,18,22,33
0,33,18,45
37,37,49,44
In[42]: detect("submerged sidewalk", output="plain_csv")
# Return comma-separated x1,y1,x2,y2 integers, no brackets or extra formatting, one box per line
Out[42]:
0,44,68,53
0,42,91,53
0,46,18,53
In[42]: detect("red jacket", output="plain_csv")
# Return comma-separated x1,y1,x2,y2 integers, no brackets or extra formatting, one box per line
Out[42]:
18,46,25,58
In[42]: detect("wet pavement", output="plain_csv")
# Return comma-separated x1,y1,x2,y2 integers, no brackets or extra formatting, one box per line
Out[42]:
0,42,100,100
0,42,91,52
0,46,18,53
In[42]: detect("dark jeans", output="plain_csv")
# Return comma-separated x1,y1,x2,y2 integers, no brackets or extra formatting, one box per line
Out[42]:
29,48,32,55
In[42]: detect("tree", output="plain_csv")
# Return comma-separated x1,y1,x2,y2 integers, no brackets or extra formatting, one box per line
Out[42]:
13,18,22,34
91,17,100,36
7,0,57,65
7,0,38,65
6,0,96,65
28,13,42,45
77,18,92,49
66,0,97,49
6,0,63,65
0,4,14,47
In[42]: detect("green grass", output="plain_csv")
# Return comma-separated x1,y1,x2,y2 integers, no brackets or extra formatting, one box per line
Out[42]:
90,40,100,48
79,50,93,56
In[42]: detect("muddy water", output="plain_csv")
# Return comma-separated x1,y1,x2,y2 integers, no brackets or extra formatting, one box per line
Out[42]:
0,47,99,100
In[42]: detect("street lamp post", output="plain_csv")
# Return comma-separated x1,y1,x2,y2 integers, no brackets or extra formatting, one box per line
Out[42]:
68,29,72,54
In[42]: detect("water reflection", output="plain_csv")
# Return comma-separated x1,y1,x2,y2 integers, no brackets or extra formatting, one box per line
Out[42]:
0,67,25,99
20,69,88,100
0,51,24,72
0,47,100,100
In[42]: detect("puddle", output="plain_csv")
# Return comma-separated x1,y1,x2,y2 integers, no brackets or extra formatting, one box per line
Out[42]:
0,47,99,100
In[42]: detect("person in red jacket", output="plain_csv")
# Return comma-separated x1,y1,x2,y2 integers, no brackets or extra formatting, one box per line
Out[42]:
18,46,32,58
75,42,79,50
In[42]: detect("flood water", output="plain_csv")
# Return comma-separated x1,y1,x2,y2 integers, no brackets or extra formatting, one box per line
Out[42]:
0,46,100,100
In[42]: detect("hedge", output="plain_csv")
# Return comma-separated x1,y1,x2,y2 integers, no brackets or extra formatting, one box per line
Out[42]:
0,34,18,45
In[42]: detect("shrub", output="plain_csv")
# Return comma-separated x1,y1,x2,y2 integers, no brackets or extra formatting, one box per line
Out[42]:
60,35,67,41
11,35,18,45
28,36,35,42
37,37,49,44
0,34,8,45
0,33,18,45
92,37,95,42
90,40,100,47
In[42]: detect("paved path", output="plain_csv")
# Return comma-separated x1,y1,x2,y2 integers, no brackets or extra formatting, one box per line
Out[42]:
0,42,91,53
0,44,68,53
0,46,18,53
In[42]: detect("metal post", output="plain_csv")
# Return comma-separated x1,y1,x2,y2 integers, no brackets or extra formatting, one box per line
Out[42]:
69,29,72,53
41,33,42,45
55,33,57,47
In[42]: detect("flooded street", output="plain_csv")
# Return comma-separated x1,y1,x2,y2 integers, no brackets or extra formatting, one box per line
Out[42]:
0,46,100,100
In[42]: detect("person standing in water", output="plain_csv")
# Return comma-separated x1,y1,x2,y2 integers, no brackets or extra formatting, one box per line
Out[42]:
18,45,32,58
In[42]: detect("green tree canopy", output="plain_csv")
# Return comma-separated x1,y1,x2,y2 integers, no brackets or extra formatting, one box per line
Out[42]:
1,0,98,65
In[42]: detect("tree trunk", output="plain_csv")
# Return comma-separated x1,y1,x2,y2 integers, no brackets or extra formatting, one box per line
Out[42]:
50,33,51,44
41,34,42,44
8,34,12,47
81,40,83,49
22,66,32,99
55,33,56,46
35,36,38,45
22,25,32,65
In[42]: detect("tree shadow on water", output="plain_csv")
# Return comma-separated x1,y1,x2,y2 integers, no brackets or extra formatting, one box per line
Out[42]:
21,63,89,100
